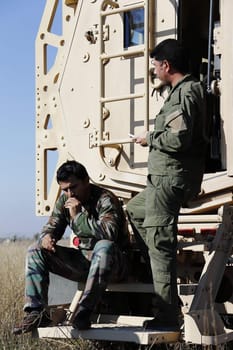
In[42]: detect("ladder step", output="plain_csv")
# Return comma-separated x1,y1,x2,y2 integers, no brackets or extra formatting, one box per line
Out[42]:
100,92,144,103
101,2,144,17
78,282,154,293
100,48,145,60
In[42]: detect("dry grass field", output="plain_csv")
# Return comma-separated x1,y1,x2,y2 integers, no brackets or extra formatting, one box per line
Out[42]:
0,240,96,350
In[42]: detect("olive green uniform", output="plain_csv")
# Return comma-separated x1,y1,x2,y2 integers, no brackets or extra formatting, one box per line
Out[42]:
127,75,206,321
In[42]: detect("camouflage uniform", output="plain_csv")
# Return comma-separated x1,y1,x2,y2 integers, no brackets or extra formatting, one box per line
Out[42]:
25,184,129,312
127,75,206,320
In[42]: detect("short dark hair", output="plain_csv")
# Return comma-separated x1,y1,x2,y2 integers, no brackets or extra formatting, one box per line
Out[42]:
150,39,189,74
56,160,89,183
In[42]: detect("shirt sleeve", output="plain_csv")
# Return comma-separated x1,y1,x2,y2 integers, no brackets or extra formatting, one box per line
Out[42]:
148,91,199,153
39,195,68,242
70,194,121,242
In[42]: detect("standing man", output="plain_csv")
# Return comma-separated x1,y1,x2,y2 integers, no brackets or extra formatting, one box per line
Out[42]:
14,160,129,334
127,39,207,331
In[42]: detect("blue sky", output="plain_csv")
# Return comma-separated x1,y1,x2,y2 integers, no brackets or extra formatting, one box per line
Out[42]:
0,1,48,237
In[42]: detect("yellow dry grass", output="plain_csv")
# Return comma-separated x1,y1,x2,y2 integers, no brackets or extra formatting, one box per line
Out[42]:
0,240,96,350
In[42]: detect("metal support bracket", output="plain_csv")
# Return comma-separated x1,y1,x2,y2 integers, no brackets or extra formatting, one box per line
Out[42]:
184,204,233,345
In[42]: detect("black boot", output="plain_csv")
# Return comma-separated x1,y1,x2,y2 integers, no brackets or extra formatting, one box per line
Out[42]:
13,308,52,335
72,306,92,330
143,311,180,332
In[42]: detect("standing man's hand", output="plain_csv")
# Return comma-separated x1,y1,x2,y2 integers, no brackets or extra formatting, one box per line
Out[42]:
134,131,148,146
41,234,57,252
64,197,82,220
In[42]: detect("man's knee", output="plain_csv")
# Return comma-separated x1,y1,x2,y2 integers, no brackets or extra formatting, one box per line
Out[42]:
27,241,41,256
89,240,116,274
93,239,115,255
26,242,48,270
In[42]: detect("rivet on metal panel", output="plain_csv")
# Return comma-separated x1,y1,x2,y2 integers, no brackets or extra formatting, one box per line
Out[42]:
54,73,59,84
105,145,122,167
103,108,110,120
103,57,110,65
83,53,90,62
98,173,105,181
83,119,90,128
108,158,115,166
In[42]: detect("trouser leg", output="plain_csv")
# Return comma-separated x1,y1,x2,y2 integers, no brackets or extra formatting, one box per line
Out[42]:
126,190,151,267
143,175,185,319
127,184,179,316
79,240,126,311
146,225,178,318
25,240,126,312
24,243,90,311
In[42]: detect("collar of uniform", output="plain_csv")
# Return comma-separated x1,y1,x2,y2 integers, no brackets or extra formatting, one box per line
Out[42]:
166,74,192,101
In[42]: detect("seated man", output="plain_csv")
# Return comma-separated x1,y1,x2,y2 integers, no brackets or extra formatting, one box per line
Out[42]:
13,160,129,335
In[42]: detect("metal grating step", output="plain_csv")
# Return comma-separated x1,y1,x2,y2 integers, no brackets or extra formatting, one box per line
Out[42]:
37,323,180,345
78,282,154,293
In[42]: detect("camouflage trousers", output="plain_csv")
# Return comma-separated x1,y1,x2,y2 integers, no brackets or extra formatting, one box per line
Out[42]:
24,239,127,312
127,174,201,320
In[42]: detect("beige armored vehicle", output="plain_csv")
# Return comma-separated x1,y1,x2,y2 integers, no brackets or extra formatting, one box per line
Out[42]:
35,0,233,348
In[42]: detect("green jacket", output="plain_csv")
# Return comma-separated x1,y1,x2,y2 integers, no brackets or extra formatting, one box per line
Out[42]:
40,184,129,250
146,75,207,182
